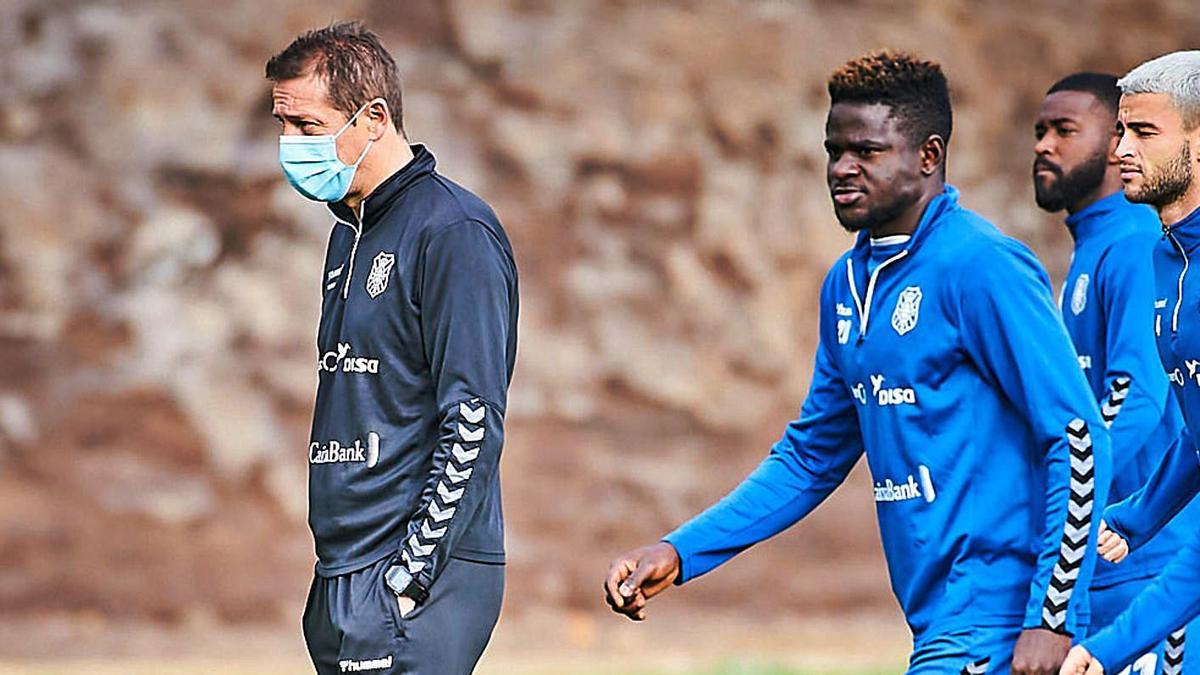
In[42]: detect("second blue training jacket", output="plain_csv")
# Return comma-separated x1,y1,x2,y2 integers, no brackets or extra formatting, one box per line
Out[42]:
1085,204,1200,670
1059,191,1188,589
665,186,1112,640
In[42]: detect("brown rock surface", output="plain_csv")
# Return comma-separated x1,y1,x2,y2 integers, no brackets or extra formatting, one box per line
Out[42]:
0,0,1196,635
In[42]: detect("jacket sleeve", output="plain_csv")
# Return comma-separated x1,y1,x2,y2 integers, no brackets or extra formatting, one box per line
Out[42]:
663,286,864,584
956,239,1111,637
1084,528,1200,672
1104,427,1200,551
385,220,516,601
1094,241,1172,476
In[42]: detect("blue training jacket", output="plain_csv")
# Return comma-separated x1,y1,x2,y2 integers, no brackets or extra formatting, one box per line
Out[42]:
665,186,1111,640
1085,204,1200,670
1060,192,1188,589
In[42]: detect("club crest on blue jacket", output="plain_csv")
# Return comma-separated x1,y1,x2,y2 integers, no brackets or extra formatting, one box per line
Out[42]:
1070,273,1089,315
890,286,922,335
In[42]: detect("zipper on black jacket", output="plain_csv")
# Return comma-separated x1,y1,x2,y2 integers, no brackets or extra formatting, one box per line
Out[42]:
339,201,367,300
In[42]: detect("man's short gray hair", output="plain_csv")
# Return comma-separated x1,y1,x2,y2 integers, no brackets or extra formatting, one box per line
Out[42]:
1118,51,1200,130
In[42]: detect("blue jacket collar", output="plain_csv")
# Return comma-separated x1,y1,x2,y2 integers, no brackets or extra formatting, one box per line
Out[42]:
851,184,959,260
1167,204,1200,253
1065,191,1128,242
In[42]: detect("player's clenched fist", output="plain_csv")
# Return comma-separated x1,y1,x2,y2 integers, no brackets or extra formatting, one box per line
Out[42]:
604,542,681,621
1059,645,1104,675
1096,520,1129,563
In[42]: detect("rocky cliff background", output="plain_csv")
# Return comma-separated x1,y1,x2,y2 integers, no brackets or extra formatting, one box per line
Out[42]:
0,0,1197,662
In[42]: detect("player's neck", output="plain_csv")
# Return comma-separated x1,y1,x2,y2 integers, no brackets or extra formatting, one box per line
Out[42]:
344,136,414,211
868,183,942,239
1066,172,1123,215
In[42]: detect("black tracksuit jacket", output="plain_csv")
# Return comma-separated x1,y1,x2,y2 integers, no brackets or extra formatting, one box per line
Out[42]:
309,145,515,596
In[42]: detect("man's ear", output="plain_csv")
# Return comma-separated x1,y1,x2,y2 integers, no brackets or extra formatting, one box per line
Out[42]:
366,99,391,140
920,135,946,176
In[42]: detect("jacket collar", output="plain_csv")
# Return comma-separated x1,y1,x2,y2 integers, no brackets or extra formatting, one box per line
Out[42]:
1064,191,1128,242
328,144,436,228
1167,204,1200,253
850,184,959,263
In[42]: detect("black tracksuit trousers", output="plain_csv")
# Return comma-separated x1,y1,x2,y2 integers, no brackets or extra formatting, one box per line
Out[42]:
303,556,503,674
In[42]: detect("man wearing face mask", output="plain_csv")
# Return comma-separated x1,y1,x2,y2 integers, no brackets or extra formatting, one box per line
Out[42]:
1033,72,1194,675
267,22,516,675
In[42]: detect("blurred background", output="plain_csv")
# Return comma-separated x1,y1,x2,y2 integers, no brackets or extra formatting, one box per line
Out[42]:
0,0,1197,672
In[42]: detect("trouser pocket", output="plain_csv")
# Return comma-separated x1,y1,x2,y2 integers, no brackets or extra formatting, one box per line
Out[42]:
368,557,406,642
391,557,505,674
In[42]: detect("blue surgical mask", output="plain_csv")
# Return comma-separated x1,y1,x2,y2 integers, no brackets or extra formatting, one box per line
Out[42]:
278,99,383,202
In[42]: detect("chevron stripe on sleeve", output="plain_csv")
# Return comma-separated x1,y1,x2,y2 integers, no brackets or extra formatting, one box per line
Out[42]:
1164,627,1186,675
1041,419,1095,632
1099,376,1132,427
398,398,487,577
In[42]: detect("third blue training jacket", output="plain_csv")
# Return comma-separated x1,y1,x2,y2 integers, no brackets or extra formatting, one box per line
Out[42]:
664,186,1111,640
1084,204,1200,670
1059,191,1188,589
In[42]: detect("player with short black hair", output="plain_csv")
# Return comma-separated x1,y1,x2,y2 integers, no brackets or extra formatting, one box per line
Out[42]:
1033,70,1194,675
1047,73,1123,116
606,51,1112,675
827,49,953,158
1062,50,1200,675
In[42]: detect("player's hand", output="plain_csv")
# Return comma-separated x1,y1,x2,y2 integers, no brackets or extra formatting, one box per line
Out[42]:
603,542,680,621
1012,628,1071,675
1096,520,1129,563
1059,645,1104,675
397,595,416,617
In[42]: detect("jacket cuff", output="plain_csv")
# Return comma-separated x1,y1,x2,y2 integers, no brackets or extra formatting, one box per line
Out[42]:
1102,504,1133,540
660,536,690,586
1082,635,1119,675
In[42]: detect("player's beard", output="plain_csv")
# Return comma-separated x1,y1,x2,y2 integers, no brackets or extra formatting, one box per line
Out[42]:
1127,140,1194,209
1034,150,1108,213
